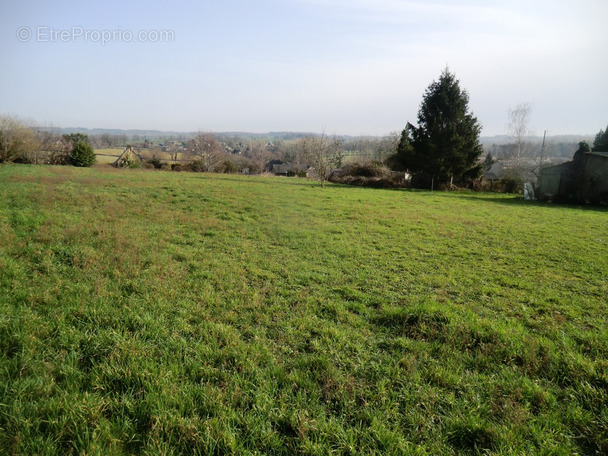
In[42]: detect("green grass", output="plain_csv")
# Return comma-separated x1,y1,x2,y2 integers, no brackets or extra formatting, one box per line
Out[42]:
1,164,607,455
94,149,122,165
94,148,187,164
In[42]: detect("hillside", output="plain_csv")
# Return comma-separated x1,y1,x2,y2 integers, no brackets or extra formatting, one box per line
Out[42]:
1,165,606,455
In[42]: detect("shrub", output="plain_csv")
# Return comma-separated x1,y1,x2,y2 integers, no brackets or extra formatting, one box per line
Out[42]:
147,156,163,169
329,160,404,188
0,116,40,163
220,159,237,174
191,160,204,172
498,174,524,194
340,161,386,178
69,141,96,167
127,157,141,169
172,162,197,172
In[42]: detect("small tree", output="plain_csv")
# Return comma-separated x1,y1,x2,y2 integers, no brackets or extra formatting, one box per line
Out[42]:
388,124,415,171
69,141,96,167
33,130,71,165
296,133,343,187
483,152,495,171
0,116,40,163
375,132,400,163
507,103,533,167
249,139,272,173
167,143,180,164
393,68,483,187
190,133,223,172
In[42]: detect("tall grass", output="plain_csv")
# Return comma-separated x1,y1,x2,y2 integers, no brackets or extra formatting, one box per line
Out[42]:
1,164,607,455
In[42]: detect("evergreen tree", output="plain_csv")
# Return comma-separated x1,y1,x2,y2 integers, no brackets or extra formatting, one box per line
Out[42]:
63,133,90,146
573,141,590,160
388,124,415,171
69,140,96,167
592,125,608,152
483,152,495,171
395,68,483,187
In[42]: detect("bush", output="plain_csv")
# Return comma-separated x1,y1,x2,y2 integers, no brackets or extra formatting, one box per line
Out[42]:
329,160,405,188
498,175,524,194
172,163,196,172
340,161,386,178
220,159,237,174
147,156,163,169
69,141,96,167
0,116,40,163
191,160,204,172
127,157,141,169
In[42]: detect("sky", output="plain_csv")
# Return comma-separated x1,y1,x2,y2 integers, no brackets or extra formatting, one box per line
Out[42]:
1,0,607,137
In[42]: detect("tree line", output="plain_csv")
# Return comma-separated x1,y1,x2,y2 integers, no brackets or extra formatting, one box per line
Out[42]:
0,118,95,167
2,68,606,191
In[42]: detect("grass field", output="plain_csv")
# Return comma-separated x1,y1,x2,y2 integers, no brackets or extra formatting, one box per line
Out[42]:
1,164,607,455
94,148,187,165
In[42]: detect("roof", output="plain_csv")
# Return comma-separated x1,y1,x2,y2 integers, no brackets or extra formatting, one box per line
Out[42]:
483,162,503,180
587,151,608,158
539,160,577,174
272,164,291,174
539,151,608,178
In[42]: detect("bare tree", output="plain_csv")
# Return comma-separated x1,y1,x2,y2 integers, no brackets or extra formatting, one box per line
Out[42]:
350,136,374,160
345,133,400,164
376,132,401,163
167,142,180,165
35,129,71,164
99,133,113,148
0,116,40,163
249,139,272,173
507,103,533,167
281,140,305,167
190,133,224,172
296,133,343,187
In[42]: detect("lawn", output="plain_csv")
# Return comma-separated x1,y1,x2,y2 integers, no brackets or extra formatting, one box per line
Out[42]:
0,164,606,455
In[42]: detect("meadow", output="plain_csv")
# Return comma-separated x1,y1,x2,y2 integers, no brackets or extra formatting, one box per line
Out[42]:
0,164,606,455
94,148,186,165
93,149,123,165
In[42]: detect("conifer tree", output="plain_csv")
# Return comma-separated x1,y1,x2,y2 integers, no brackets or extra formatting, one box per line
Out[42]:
69,140,96,167
592,125,608,152
395,68,483,187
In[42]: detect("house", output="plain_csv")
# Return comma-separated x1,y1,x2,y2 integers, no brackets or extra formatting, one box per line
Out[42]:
271,163,291,175
265,159,284,173
539,151,608,204
483,161,504,187
275,164,311,176
268,160,311,177
482,159,540,184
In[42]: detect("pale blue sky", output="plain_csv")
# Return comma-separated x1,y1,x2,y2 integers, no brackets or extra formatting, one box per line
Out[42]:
1,0,606,136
